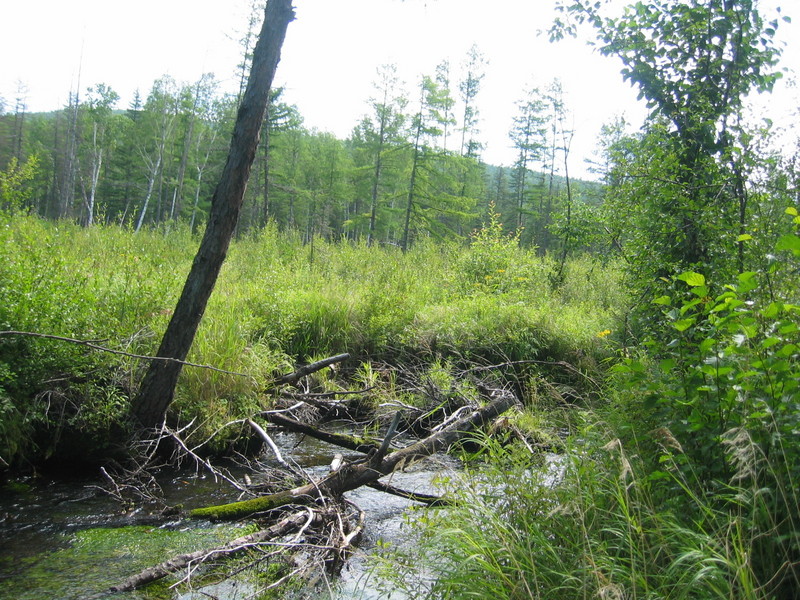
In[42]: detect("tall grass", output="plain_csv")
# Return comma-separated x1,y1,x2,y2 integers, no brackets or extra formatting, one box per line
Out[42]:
0,213,622,467
377,423,797,600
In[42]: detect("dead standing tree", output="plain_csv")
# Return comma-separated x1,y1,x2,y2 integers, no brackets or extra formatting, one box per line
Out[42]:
131,0,295,430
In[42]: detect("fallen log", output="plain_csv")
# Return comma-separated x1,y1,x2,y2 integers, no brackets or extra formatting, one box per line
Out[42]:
272,353,350,387
103,509,316,595
259,411,382,454
190,390,517,521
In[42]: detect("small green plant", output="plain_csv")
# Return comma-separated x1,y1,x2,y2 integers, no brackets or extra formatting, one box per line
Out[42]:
460,202,524,294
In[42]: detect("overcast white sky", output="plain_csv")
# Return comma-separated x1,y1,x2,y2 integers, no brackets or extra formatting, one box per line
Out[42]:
1,0,797,177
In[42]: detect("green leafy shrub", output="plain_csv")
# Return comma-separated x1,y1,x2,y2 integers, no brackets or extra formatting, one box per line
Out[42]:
459,202,524,294
609,208,800,596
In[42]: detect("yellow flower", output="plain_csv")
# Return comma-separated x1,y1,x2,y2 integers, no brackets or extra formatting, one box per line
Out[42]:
496,269,506,273
597,329,612,338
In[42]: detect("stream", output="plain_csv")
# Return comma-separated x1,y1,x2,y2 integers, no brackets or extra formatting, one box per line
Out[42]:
0,430,460,600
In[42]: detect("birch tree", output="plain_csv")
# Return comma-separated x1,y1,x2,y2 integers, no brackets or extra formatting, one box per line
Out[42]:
81,83,119,226
134,77,178,231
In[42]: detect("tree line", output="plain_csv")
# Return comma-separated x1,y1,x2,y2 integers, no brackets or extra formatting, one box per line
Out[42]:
0,45,600,255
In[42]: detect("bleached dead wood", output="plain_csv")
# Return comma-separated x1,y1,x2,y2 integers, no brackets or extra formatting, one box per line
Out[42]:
190,389,517,521
104,510,316,594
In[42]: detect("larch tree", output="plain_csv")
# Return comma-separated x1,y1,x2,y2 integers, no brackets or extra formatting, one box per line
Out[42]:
458,44,487,159
509,85,547,234
359,64,407,246
434,60,457,153
131,0,295,430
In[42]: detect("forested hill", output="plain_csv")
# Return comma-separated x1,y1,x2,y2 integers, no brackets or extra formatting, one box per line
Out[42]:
0,78,602,253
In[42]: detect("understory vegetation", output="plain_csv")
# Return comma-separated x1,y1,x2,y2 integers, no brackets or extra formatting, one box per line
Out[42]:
0,211,621,469
2,0,800,597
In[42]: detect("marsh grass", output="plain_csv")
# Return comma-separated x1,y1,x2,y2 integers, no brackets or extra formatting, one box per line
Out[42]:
0,214,620,466
378,422,797,600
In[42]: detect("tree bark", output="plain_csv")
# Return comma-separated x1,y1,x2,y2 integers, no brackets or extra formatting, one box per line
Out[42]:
131,0,295,430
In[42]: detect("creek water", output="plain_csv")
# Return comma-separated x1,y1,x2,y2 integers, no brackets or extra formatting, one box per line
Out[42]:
0,430,458,600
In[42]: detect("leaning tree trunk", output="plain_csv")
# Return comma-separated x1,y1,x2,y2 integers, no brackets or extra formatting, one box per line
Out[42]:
131,0,295,430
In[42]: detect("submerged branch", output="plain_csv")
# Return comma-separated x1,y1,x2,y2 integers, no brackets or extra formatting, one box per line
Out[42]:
190,389,518,521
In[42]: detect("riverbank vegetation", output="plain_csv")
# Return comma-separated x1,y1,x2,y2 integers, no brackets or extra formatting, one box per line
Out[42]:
0,210,621,469
2,0,799,597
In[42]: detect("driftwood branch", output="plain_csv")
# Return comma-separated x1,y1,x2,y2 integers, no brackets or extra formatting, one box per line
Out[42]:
247,418,288,467
190,389,518,521
272,353,350,386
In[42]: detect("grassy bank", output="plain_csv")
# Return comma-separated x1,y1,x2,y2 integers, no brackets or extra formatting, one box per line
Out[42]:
0,213,623,469
374,213,800,599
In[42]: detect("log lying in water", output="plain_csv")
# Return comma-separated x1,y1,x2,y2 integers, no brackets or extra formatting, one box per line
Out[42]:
259,411,383,454
104,510,317,595
190,389,518,521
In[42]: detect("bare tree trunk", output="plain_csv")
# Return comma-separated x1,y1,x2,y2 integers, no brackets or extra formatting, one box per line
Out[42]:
60,90,80,219
134,152,162,232
131,0,295,430
86,123,102,226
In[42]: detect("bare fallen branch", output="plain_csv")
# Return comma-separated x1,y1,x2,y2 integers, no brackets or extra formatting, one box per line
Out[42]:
0,330,252,378
105,510,317,594
272,353,351,387
367,480,453,506
165,425,250,494
247,418,288,467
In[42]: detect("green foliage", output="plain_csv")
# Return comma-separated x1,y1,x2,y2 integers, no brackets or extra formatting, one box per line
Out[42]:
0,214,621,468
614,247,799,483
0,155,39,213
609,212,800,596
383,429,786,600
557,0,789,301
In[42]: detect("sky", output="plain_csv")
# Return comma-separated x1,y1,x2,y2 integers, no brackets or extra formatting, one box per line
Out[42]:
1,0,798,178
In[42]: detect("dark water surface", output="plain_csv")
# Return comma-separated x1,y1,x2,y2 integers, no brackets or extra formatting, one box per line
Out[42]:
0,432,458,600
